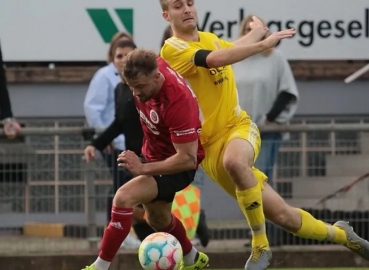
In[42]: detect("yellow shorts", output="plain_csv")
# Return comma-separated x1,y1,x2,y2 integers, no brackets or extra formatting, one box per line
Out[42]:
200,116,268,199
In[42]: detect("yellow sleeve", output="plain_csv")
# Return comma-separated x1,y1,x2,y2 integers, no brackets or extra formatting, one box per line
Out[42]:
160,38,198,77
218,38,234,49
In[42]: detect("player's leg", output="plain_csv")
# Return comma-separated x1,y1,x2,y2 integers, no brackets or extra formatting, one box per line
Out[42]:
143,171,209,270
221,120,269,242
132,205,155,241
262,182,369,260
222,137,271,269
82,175,159,270
117,167,141,249
223,137,268,245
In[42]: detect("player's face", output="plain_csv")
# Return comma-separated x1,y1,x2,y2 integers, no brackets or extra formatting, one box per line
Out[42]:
113,46,134,70
126,72,160,103
163,0,198,33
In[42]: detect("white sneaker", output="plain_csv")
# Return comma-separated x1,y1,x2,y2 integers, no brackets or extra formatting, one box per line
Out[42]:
120,233,141,250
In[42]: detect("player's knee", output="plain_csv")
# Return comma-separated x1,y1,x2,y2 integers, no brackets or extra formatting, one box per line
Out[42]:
113,186,136,208
224,157,244,174
146,211,172,231
223,157,252,182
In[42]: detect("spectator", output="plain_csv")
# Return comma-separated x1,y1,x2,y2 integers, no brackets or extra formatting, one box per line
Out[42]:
84,32,133,180
233,15,299,246
84,33,133,156
85,39,149,247
0,42,21,138
84,34,140,249
106,32,133,63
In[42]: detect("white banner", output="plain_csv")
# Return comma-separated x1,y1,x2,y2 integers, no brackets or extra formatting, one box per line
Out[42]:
0,0,368,61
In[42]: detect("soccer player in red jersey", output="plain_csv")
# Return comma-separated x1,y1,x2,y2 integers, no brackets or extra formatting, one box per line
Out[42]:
82,48,209,270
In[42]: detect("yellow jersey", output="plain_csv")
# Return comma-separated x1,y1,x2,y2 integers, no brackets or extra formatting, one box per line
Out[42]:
160,31,249,145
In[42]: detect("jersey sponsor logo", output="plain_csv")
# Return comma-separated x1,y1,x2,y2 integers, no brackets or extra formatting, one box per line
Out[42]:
138,109,160,135
209,66,229,86
149,109,159,124
174,128,196,137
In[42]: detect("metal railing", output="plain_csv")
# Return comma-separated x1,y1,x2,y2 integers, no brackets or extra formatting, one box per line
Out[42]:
0,121,368,253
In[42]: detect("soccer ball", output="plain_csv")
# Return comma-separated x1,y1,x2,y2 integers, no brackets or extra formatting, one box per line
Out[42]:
138,232,183,270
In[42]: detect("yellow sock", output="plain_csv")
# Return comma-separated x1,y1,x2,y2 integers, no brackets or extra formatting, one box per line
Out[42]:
236,182,269,249
294,209,347,244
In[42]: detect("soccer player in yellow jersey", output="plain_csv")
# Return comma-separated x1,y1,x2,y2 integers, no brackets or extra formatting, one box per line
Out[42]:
159,0,369,269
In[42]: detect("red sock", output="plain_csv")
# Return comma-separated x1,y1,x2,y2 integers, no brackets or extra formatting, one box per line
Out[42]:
99,206,133,261
162,214,193,255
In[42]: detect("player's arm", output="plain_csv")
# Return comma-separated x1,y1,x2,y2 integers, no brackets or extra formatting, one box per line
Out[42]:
141,140,198,175
141,96,200,175
197,30,295,68
233,29,267,47
163,37,267,71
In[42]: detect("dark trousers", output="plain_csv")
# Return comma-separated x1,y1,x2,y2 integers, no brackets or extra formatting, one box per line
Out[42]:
102,150,132,223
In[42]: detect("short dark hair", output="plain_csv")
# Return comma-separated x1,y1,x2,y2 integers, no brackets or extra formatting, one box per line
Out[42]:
121,49,158,81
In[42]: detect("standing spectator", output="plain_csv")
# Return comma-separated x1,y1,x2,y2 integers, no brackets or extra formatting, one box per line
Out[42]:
83,34,140,249
84,39,143,248
84,32,133,157
0,42,21,137
233,15,299,246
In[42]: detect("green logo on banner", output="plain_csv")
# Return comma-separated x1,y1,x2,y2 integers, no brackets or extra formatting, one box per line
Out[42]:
87,8,133,43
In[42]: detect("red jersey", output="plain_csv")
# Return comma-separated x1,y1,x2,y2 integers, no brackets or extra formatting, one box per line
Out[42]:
135,57,204,166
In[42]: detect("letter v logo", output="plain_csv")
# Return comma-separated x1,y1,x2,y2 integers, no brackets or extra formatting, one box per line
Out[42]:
86,8,134,43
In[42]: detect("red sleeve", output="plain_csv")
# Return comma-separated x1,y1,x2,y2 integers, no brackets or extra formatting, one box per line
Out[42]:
165,96,200,144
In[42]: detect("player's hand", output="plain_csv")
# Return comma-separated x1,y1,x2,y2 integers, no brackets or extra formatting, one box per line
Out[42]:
117,150,144,176
250,16,264,30
262,29,296,49
3,120,21,139
249,16,269,41
84,145,96,162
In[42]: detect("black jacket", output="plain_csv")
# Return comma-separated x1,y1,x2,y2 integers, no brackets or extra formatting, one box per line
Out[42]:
91,82,143,155
0,43,13,120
